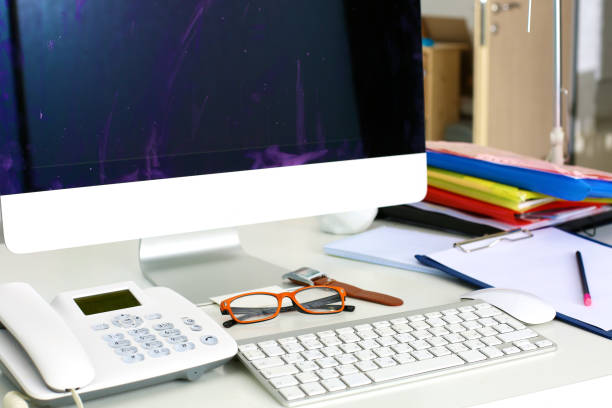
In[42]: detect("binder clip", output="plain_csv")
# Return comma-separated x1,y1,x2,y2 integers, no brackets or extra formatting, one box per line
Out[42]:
454,229,533,253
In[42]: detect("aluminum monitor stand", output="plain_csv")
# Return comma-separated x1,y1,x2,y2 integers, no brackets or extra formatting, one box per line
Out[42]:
140,229,289,305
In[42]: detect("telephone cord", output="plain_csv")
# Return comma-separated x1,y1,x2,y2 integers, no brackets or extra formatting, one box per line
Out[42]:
2,389,85,408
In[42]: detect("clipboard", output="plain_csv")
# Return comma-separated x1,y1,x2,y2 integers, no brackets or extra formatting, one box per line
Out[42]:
416,228,612,340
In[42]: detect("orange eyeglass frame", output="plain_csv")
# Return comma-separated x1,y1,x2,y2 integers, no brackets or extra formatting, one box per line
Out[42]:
219,285,347,324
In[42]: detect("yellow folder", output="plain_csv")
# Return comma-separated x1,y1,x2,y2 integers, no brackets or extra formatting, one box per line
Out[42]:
427,167,556,212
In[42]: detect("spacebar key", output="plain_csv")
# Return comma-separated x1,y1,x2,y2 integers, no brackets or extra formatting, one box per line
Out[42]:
367,355,465,383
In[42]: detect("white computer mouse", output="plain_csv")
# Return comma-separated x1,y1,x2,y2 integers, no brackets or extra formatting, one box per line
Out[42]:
461,288,556,325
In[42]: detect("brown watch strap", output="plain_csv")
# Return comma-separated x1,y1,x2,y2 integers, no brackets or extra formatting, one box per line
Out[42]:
289,276,403,306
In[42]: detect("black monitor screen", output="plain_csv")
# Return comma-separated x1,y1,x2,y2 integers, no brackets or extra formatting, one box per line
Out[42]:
0,0,424,195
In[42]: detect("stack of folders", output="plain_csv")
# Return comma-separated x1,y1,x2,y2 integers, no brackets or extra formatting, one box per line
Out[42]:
423,142,612,228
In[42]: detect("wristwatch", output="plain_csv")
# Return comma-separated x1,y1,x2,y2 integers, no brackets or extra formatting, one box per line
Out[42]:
282,267,403,307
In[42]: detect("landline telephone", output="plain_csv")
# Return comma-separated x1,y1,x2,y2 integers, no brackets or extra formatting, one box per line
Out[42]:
0,281,237,407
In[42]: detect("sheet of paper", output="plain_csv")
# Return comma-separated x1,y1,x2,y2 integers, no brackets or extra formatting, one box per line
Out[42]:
324,226,463,276
427,228,612,331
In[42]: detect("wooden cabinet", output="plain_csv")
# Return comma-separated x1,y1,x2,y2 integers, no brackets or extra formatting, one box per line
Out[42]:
422,43,468,141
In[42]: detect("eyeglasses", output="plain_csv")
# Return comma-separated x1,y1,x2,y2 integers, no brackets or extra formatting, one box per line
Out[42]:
219,286,355,328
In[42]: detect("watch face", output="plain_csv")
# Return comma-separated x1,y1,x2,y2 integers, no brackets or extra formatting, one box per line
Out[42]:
284,268,324,284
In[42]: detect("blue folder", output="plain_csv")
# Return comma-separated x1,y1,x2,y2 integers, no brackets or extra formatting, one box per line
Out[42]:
415,246,612,340
426,151,612,201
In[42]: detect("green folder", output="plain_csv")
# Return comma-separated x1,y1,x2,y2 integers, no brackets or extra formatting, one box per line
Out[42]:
427,167,556,212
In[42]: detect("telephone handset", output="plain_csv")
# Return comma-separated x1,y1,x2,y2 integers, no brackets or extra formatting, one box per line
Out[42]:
0,281,237,407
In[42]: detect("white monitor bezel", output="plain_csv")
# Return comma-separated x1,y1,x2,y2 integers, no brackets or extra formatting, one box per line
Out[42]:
1,153,426,253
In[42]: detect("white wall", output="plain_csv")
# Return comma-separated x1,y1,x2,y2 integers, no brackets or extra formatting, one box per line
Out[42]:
420,0,475,35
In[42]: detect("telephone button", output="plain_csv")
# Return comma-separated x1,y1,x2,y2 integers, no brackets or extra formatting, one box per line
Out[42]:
167,336,189,344
109,339,131,348
92,323,109,331
135,334,156,343
174,342,195,352
133,316,144,327
128,328,150,336
200,335,218,346
115,346,138,356
103,333,125,342
141,341,164,350
153,323,174,331
190,325,203,332
182,318,196,326
145,313,162,320
149,348,171,358
160,329,181,337
122,353,145,364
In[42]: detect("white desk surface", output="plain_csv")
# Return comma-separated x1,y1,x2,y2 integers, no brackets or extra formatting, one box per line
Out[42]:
1,217,611,407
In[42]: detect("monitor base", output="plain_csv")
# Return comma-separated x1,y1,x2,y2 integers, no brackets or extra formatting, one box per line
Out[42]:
139,229,289,305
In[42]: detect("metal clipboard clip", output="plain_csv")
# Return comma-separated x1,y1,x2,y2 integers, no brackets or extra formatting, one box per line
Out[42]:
453,229,534,253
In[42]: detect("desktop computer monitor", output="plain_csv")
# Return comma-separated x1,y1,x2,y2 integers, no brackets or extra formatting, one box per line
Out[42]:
0,0,426,301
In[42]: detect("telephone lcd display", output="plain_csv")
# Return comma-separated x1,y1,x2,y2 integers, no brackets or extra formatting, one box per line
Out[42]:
74,289,141,316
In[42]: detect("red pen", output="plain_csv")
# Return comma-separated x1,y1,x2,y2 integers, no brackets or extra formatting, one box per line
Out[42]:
575,251,591,306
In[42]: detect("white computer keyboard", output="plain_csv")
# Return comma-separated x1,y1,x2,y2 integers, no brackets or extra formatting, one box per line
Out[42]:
236,299,556,406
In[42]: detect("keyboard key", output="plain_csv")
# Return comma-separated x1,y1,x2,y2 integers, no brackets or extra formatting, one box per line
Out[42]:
296,361,318,372
258,340,279,348
462,321,483,330
358,330,379,340
367,355,464,383
341,373,372,387
410,321,430,331
426,318,446,327
477,327,498,337
372,347,394,358
282,353,305,364
407,314,425,322
297,334,317,342
261,364,299,379
316,357,338,368
321,378,347,392
429,327,450,337
355,360,378,372
301,350,324,361
335,354,358,365
252,357,284,370
355,324,372,332
464,340,486,350
358,339,380,350
278,337,297,345
373,320,391,328
335,327,354,335
427,336,448,347
377,336,398,347
321,346,342,357
393,353,416,364
317,330,336,338
354,350,377,361
475,308,501,318
475,303,491,309
295,371,319,383
481,336,502,346
502,346,521,355
458,306,475,312
283,343,305,353
339,333,360,343
390,317,408,325
321,336,342,347
458,350,486,363
444,333,465,344
447,343,469,353
392,323,413,333
462,330,481,340
536,339,553,348
507,320,526,330
447,323,465,333
239,343,257,352
300,382,326,396
514,340,537,351
442,308,459,315
459,312,479,321
375,327,396,337
425,312,442,319
374,357,397,368
270,375,298,389
412,330,432,340
481,346,504,358
412,349,434,360
339,343,361,353
430,346,451,357
497,328,538,343
316,368,339,380
336,364,359,376
278,386,305,401
242,349,266,361
278,387,306,401
394,333,416,343
302,339,324,350
262,346,285,357
409,340,430,350
478,318,498,327
495,324,514,334
442,315,463,325
391,343,413,354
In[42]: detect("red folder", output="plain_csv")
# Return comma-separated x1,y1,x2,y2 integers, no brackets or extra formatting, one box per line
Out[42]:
424,186,600,226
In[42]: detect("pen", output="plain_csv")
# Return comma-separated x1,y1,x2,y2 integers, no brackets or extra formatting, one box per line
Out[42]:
575,251,591,306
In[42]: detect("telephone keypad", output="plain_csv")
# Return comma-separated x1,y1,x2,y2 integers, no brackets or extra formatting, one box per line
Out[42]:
122,353,145,364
